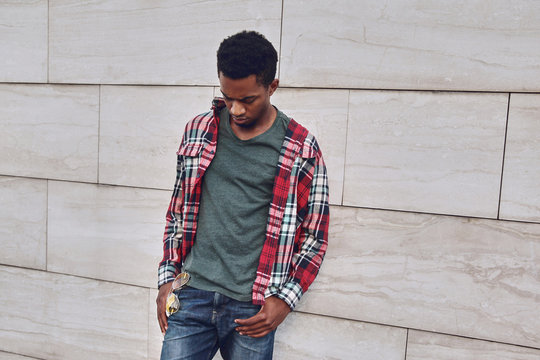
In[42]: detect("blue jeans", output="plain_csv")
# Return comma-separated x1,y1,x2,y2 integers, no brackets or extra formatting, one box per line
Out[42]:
160,286,275,360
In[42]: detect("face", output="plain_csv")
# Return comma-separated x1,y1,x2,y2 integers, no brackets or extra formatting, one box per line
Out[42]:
218,72,278,128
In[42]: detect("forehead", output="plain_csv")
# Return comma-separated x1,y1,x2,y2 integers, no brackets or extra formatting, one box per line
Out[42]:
218,73,265,97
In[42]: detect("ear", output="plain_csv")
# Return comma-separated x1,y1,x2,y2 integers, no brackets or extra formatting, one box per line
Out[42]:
268,79,279,96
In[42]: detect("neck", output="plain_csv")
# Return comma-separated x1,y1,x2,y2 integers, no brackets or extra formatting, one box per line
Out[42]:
230,106,277,140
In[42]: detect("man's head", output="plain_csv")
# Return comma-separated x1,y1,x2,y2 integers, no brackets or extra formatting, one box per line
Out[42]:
217,31,279,129
217,30,278,87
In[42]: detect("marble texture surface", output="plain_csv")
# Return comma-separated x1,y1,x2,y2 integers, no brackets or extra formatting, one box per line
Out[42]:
0,84,99,182
296,206,540,349
47,181,170,288
0,0,47,83
49,0,281,85
406,330,540,360
280,0,540,91
274,312,406,360
500,94,540,223
272,88,349,205
0,266,148,359
99,85,214,189
343,90,508,218
0,177,47,270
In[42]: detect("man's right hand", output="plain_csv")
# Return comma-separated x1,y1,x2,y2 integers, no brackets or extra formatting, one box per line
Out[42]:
156,281,173,335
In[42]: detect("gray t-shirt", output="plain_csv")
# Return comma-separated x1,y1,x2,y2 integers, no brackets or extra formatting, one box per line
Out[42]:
183,106,290,301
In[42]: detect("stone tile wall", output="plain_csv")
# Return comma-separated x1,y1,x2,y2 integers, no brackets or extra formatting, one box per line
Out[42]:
1,1,539,359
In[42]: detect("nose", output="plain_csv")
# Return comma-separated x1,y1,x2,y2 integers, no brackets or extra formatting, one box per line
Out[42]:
229,101,246,117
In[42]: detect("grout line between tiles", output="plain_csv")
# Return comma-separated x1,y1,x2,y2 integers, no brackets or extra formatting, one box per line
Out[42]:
278,0,284,80
2,81,539,95
97,85,101,184
497,93,511,220
0,350,47,360
47,0,49,83
404,328,409,360
45,180,49,271
295,310,540,352
0,263,158,290
341,90,351,206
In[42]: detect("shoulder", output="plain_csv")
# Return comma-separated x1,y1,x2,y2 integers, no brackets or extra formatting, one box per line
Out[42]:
183,110,214,140
286,118,322,159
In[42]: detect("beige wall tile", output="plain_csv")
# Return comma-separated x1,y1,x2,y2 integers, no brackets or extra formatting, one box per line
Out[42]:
272,88,348,205
500,94,540,223
47,181,170,288
0,0,47,83
0,177,46,270
344,91,507,218
99,85,214,189
296,206,540,348
407,330,540,360
0,84,99,182
275,312,406,360
49,0,281,85
280,1,540,91
0,266,148,360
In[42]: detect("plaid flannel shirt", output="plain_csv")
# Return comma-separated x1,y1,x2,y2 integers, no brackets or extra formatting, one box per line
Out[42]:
158,98,329,309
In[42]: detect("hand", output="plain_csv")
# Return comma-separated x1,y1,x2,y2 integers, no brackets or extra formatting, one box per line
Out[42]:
156,281,173,335
234,296,291,338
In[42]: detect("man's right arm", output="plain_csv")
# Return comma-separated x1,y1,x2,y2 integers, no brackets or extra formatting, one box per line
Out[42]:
156,151,185,334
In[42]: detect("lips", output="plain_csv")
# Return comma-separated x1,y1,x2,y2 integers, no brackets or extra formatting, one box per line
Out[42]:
232,116,248,123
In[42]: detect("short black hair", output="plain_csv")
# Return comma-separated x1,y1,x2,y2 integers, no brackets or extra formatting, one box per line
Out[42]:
217,30,278,87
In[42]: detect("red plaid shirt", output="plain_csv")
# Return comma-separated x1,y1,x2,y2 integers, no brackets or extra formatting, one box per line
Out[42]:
158,98,329,309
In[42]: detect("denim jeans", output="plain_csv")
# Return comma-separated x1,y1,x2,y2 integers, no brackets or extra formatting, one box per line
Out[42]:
160,286,275,360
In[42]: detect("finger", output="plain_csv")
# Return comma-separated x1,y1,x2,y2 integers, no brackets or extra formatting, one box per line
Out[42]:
158,311,168,334
241,328,272,338
234,312,264,326
235,320,270,334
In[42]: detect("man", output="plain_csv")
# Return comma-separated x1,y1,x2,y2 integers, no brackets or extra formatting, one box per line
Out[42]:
157,30,329,360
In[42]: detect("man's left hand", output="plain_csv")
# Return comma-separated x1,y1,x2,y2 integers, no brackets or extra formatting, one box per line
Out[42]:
234,296,291,338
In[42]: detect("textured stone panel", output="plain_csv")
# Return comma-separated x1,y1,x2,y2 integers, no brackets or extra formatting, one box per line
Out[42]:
47,181,170,288
0,84,99,182
49,0,281,85
0,266,148,360
296,206,540,348
0,0,47,83
500,94,540,223
272,88,348,205
274,312,407,360
344,90,507,217
0,177,46,269
99,85,214,189
280,0,540,91
407,330,540,360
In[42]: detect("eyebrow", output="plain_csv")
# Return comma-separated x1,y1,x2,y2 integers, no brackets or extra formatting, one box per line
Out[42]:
220,91,257,102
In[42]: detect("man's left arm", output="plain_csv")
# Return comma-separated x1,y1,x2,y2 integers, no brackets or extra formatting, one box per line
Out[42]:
235,148,330,337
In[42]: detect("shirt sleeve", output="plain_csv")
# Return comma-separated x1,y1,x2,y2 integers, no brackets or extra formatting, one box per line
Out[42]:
273,147,330,309
157,152,185,288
